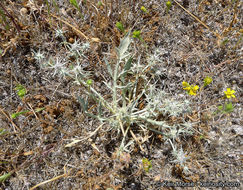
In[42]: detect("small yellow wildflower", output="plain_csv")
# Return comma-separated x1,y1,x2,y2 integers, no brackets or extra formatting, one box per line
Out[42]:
183,87,191,92
166,1,172,10
182,81,189,87
182,81,191,91
182,81,199,96
204,76,213,87
141,6,148,13
182,81,190,92
188,85,199,96
224,88,236,99
142,158,152,173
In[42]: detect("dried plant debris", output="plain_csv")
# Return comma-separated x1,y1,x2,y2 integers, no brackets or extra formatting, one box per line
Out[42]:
0,0,242,189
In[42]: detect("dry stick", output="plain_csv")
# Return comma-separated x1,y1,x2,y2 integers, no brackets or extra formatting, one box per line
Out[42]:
10,63,13,103
65,123,104,148
0,2,20,32
90,3,100,37
104,0,108,20
6,139,66,189
50,13,88,40
49,13,100,43
30,167,70,190
223,0,239,36
130,129,145,152
0,106,21,132
172,0,221,39
27,103,39,119
141,12,160,32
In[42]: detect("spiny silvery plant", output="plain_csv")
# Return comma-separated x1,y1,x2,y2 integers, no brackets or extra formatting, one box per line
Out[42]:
62,32,195,161
34,29,91,82
34,29,195,169
169,139,191,174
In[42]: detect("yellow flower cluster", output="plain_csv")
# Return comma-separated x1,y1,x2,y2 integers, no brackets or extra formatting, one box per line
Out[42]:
182,78,236,99
182,81,199,96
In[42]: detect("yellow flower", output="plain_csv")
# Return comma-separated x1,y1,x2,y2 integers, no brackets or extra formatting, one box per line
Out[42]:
141,6,148,13
182,81,199,96
142,158,152,172
188,85,199,96
224,88,236,99
204,76,212,87
182,81,189,87
183,86,191,91
166,1,172,9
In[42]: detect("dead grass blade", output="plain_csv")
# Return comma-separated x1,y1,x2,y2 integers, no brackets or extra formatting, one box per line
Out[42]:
173,0,221,39
0,106,21,133
65,123,104,147
50,14,100,43
30,167,70,190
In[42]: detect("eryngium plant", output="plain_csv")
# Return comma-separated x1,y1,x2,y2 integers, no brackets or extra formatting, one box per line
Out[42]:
71,32,194,155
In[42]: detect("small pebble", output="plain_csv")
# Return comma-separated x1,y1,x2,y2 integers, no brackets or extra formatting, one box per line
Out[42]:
20,8,28,15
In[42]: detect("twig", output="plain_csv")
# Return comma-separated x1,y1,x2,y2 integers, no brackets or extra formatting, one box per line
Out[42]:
49,13,100,42
27,103,39,119
172,0,221,39
0,2,21,32
65,123,104,147
130,129,145,152
50,13,88,39
0,106,21,133
30,166,70,190
223,0,240,36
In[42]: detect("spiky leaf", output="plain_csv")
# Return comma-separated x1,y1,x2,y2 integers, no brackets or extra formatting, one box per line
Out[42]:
77,96,88,112
116,31,131,59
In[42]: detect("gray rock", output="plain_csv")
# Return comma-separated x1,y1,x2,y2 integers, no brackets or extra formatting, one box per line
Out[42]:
231,125,243,136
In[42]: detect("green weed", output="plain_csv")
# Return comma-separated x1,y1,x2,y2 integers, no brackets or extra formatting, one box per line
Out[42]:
69,0,84,19
15,84,27,99
216,102,234,114
0,172,12,183
116,22,125,33
0,128,8,136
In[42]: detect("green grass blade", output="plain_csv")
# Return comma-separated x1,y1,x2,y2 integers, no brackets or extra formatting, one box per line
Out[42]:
0,172,12,183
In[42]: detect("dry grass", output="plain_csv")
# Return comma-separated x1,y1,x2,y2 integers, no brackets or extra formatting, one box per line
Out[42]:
0,0,242,189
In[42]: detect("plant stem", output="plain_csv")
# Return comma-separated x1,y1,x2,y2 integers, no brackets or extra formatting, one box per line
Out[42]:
0,2,20,32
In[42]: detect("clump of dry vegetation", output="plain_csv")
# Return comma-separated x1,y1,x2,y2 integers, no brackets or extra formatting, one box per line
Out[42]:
0,0,242,189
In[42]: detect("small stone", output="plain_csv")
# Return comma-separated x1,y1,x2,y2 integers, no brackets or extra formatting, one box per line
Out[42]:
228,154,235,159
231,125,243,136
68,37,74,43
20,8,28,15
